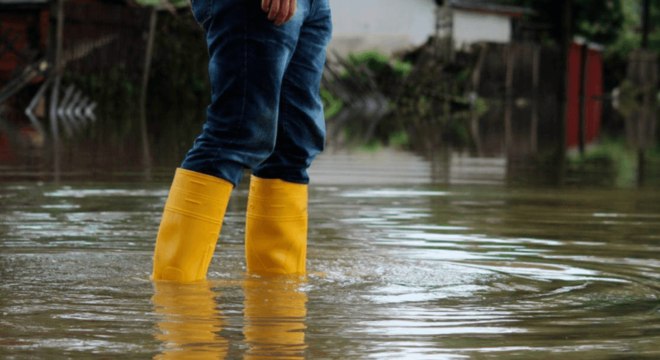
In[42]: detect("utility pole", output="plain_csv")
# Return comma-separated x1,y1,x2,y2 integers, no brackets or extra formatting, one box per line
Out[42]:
138,8,157,181
48,0,65,182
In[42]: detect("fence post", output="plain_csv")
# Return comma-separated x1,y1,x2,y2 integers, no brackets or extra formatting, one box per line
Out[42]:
637,0,654,186
625,50,657,186
555,0,573,184
530,45,540,153
504,45,515,156
577,42,588,156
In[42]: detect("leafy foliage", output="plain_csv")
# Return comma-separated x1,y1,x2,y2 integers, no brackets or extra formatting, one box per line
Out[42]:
501,0,658,52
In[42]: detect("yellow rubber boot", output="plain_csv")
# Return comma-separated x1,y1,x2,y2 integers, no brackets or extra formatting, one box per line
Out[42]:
245,176,308,275
152,168,233,282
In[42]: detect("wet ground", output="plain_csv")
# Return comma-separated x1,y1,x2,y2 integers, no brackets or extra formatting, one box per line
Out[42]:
1,150,659,359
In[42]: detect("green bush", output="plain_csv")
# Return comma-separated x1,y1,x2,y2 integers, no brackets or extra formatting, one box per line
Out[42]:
320,89,343,119
569,138,637,186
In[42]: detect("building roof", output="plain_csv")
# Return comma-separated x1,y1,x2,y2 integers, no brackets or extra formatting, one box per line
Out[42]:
0,0,135,4
447,0,533,18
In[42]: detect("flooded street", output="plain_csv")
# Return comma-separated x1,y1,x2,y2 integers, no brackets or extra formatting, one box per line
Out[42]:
1,151,659,359
2,0,658,356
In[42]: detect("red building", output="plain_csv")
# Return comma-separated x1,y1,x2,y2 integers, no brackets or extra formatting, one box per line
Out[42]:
566,40,603,150
0,0,146,163
0,0,50,162
0,0,49,88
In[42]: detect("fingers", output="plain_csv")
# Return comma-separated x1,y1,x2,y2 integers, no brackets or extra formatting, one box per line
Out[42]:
284,0,297,23
273,0,289,25
267,0,280,21
261,0,271,12
262,0,297,26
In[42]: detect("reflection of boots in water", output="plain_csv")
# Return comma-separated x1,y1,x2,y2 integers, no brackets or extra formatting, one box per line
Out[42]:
152,281,228,360
243,276,308,359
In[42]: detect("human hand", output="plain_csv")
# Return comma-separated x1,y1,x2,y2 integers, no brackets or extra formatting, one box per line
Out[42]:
261,0,297,26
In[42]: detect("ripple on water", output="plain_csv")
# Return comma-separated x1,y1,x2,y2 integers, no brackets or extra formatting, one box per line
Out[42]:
0,182,659,358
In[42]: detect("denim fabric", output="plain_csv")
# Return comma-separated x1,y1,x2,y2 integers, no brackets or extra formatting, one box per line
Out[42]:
181,0,332,187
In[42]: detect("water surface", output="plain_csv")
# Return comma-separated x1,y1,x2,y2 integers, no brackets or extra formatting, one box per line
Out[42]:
1,153,659,359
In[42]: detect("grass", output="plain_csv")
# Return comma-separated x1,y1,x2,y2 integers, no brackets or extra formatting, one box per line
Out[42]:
568,137,639,187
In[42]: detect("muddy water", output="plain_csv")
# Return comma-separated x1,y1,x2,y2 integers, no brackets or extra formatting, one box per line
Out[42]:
1,153,659,359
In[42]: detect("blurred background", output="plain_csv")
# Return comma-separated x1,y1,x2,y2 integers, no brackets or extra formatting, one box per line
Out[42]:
0,0,658,186
2,2,660,358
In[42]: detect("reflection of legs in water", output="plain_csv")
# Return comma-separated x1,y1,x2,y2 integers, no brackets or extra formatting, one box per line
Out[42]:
152,281,227,360
243,276,308,359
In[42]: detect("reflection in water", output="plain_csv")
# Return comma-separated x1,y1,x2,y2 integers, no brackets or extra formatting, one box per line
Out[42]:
243,276,307,359
1,178,659,358
151,277,308,359
152,281,228,359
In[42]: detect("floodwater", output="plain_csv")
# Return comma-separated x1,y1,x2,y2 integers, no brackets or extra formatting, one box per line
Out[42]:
1,151,659,359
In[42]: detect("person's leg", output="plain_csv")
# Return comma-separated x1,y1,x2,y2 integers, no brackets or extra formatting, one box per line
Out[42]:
181,0,310,186
153,0,310,282
251,1,332,184
245,1,332,275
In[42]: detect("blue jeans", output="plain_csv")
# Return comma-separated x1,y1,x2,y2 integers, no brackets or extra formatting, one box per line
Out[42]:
181,0,332,187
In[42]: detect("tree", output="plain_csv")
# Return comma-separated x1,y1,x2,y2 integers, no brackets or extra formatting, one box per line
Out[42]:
501,0,626,46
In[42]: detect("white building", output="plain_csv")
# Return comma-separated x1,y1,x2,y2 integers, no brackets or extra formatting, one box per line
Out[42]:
328,0,530,56
328,0,437,56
